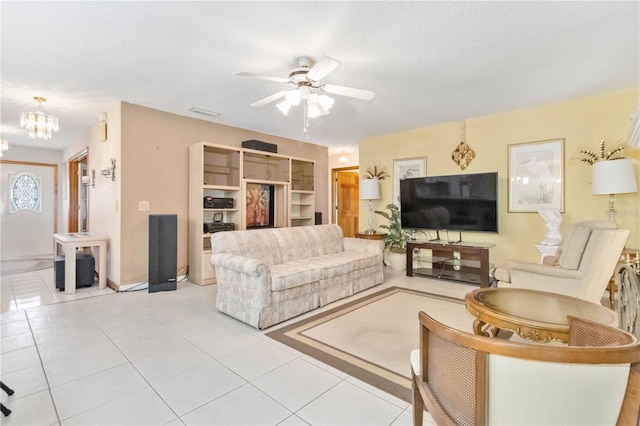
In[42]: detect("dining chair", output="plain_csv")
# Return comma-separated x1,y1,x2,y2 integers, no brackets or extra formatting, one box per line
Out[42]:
410,312,640,426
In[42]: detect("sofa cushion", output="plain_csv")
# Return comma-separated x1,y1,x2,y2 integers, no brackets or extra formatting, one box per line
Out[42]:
270,260,322,291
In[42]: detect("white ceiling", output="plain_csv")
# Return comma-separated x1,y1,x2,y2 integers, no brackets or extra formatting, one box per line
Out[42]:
1,1,638,155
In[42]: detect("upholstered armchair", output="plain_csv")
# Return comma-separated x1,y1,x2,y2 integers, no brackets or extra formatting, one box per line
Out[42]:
494,220,629,304
411,312,640,426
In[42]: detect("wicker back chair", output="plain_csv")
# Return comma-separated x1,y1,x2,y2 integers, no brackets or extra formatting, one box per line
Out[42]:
411,312,640,426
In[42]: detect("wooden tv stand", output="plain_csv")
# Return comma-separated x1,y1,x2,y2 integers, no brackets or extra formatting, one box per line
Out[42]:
406,240,494,287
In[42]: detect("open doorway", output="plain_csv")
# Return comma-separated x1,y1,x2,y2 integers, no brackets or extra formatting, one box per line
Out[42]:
68,148,89,233
332,166,359,238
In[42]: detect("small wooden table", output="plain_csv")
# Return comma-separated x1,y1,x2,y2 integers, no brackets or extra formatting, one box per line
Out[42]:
54,233,108,294
465,287,618,343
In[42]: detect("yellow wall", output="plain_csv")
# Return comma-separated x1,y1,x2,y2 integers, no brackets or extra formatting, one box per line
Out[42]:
359,88,640,264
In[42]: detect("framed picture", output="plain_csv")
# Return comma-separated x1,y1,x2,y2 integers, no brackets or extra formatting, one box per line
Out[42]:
246,183,275,228
508,139,564,212
393,157,426,205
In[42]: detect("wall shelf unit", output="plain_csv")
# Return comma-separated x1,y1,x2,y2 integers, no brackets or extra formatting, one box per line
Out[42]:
189,142,315,285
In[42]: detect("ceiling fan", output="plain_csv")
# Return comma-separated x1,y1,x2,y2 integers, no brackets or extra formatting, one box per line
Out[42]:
238,56,375,131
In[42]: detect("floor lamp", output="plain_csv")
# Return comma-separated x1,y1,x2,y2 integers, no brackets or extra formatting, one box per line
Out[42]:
360,178,380,234
592,158,638,223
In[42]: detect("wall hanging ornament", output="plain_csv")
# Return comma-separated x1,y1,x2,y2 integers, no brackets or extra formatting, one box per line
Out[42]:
451,121,475,170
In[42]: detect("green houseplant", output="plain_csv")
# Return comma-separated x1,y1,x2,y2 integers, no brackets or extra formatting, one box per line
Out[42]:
375,203,411,270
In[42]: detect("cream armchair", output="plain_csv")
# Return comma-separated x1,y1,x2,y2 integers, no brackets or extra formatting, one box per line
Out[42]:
495,221,629,304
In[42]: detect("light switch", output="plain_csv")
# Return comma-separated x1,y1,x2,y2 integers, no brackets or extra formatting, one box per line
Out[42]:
139,200,150,211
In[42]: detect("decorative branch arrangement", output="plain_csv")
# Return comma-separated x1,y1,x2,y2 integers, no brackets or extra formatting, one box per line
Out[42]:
364,164,390,180
580,138,625,164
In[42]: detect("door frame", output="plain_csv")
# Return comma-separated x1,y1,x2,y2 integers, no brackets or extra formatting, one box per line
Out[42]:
68,148,88,233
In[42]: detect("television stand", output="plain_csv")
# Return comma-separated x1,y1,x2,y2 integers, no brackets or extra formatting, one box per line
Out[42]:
447,231,462,244
429,230,443,242
406,240,494,287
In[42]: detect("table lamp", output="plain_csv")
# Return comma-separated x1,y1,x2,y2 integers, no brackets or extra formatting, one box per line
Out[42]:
360,178,380,234
592,158,638,223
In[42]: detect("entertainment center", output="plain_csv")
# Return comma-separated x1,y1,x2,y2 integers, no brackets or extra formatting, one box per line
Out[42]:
188,141,316,286
406,240,494,287
400,171,498,287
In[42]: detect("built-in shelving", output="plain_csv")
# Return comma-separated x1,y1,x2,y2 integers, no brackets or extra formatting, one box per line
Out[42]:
189,142,316,284
189,143,241,285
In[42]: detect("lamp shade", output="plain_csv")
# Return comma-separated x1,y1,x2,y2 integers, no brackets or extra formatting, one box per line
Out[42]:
592,159,638,195
360,178,380,200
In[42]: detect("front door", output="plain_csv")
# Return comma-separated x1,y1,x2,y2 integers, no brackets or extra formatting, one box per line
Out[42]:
0,160,57,257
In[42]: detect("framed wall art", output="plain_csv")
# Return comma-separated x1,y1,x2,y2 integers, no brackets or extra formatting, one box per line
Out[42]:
246,183,275,228
393,157,426,205
508,139,564,212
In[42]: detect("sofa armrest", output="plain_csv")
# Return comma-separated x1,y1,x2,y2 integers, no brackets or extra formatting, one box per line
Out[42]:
211,253,270,278
343,237,384,254
497,260,585,297
507,261,583,279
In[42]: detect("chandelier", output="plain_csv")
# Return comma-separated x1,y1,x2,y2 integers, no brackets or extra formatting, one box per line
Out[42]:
275,87,334,132
20,97,59,140
0,139,8,157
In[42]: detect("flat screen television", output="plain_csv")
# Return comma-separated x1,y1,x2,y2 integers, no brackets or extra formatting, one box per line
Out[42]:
400,172,498,233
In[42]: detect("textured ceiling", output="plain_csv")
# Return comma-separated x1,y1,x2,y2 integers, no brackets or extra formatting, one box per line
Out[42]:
1,1,638,154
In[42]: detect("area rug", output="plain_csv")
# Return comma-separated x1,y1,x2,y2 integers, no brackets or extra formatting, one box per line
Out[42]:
266,286,477,403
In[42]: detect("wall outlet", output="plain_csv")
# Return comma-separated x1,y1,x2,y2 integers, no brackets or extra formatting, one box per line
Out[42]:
139,200,150,211
453,251,461,271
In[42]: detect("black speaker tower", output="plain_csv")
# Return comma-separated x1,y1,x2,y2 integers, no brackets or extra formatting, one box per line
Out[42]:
148,214,177,293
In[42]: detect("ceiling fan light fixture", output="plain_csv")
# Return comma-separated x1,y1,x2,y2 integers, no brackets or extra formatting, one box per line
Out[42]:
298,86,311,100
318,94,334,111
307,103,322,119
285,89,301,106
276,100,291,116
240,55,370,132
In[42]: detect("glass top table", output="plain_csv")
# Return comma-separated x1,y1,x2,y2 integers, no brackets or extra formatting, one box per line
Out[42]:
465,287,618,343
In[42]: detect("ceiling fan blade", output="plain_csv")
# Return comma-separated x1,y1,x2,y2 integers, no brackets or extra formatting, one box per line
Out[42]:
322,84,375,101
307,56,340,82
251,91,286,108
237,72,290,84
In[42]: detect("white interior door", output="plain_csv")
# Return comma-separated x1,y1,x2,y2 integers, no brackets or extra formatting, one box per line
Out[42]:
1,162,56,258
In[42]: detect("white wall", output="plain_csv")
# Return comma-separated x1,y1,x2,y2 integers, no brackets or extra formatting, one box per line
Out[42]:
62,104,121,285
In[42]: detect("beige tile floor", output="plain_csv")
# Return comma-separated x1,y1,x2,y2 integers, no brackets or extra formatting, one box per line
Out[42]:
1,267,459,425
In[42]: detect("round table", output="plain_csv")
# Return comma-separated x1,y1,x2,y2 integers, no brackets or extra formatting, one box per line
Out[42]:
465,287,618,343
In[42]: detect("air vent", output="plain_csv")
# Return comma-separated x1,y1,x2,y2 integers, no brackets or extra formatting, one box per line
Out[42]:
188,107,220,117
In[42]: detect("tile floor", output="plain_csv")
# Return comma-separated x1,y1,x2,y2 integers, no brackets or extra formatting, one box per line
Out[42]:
0,267,473,425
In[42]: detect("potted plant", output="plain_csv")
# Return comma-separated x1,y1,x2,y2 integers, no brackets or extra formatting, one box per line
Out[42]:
375,203,411,270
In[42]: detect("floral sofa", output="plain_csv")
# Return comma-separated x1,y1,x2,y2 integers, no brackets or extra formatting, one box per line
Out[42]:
210,224,384,329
